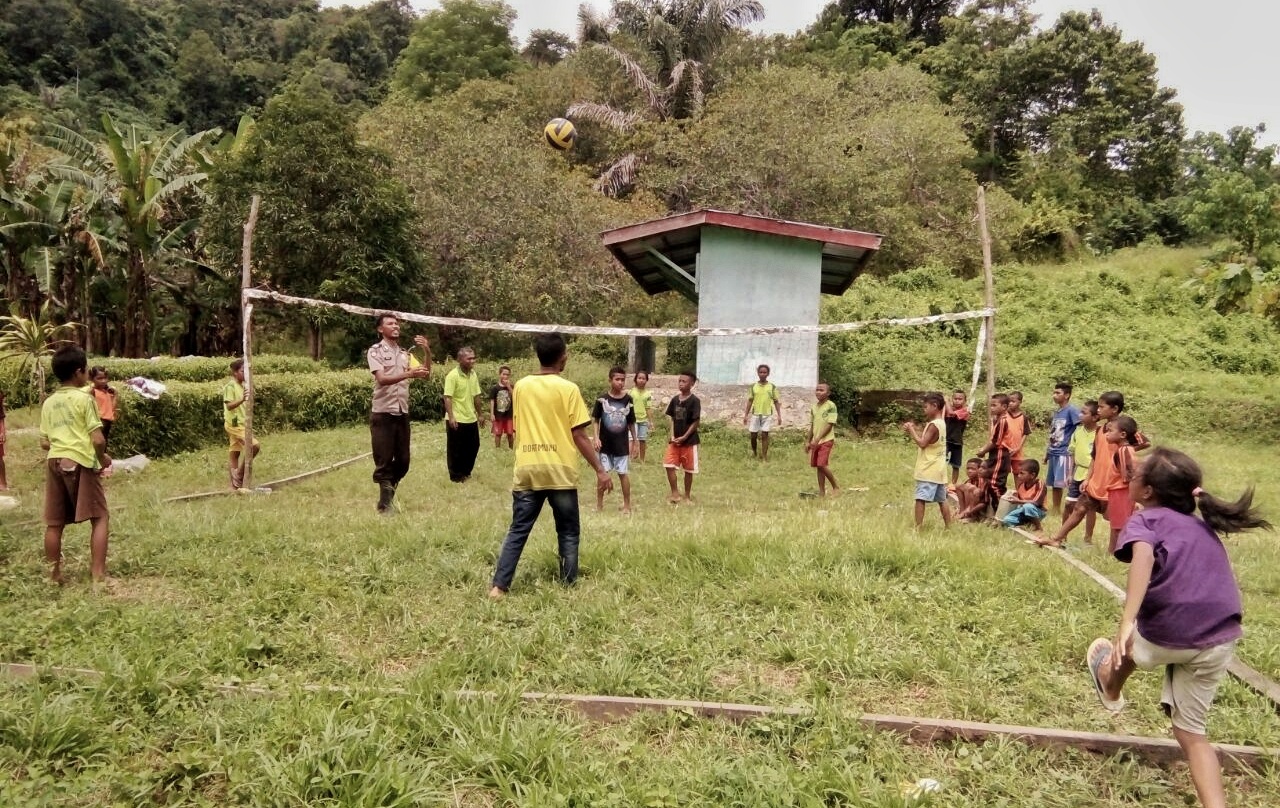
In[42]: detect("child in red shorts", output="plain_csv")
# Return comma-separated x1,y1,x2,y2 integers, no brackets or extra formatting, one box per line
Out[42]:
805,381,839,496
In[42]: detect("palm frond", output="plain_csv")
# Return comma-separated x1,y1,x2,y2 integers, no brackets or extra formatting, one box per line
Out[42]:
565,102,642,132
589,44,663,116
667,60,706,116
595,152,642,197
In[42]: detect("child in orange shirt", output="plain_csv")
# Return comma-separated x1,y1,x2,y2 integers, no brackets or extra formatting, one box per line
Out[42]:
1040,390,1131,548
1104,414,1141,552
1004,390,1031,474
90,367,118,444
976,393,1011,496
1001,458,1047,530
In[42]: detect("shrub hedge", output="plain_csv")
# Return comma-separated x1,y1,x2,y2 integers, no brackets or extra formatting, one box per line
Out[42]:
106,369,455,458
0,355,328,408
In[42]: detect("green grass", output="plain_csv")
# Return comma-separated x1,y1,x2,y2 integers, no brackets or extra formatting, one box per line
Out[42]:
2,412,1280,805
4,245,1280,805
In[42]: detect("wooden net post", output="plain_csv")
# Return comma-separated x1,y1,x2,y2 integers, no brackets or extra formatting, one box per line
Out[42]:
239,195,260,490
976,186,997,410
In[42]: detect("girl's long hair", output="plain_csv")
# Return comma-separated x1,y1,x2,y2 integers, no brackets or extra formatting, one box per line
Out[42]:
1142,447,1271,535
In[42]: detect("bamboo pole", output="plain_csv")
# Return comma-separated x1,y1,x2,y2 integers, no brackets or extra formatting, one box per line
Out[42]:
977,185,997,406
239,195,260,490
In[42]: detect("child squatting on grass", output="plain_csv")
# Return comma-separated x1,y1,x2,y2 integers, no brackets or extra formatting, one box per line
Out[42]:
1087,447,1270,808
40,346,112,584
1001,458,1047,531
903,392,953,529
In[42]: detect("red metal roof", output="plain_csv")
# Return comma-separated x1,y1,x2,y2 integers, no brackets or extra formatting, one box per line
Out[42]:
600,209,884,299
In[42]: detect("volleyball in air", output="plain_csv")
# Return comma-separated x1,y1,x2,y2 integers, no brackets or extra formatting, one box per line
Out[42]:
544,117,577,151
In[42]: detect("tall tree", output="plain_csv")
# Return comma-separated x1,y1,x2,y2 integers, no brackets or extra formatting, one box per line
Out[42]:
392,0,521,99
816,0,960,46
205,82,422,359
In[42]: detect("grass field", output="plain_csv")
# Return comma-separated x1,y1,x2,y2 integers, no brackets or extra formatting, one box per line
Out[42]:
3,402,1280,805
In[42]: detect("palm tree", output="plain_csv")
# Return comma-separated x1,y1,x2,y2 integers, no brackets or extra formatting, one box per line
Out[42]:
568,0,764,195
42,115,220,357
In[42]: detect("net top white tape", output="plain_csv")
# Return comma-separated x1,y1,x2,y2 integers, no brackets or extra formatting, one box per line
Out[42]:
243,289,994,338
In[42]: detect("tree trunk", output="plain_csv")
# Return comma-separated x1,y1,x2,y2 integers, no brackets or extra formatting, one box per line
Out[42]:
307,320,323,361
123,249,148,357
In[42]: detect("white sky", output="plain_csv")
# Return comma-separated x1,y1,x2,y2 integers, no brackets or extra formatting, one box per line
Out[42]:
321,0,1279,139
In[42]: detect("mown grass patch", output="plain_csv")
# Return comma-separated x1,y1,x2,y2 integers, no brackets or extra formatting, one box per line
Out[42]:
2,413,1280,805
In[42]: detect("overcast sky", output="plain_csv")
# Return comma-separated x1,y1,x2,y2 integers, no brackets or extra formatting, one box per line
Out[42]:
322,0,1278,140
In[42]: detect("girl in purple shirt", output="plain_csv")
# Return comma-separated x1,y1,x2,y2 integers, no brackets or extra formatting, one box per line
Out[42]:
1087,447,1269,808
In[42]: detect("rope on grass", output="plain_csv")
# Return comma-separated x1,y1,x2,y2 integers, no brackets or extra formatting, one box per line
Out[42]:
163,451,373,503
1008,525,1280,712
1,662,1274,772
243,288,994,337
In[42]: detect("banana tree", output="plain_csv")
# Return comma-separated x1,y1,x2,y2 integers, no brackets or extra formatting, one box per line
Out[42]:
42,115,220,357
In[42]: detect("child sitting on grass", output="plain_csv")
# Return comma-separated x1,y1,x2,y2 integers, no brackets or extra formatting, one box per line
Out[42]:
1002,458,1047,531
1087,447,1270,808
903,392,953,530
950,457,986,522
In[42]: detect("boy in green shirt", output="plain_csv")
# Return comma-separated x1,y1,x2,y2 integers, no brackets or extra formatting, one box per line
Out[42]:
742,363,782,460
223,359,260,489
40,346,111,583
805,381,839,496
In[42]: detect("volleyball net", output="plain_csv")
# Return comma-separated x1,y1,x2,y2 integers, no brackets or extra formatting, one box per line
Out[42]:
242,288,991,396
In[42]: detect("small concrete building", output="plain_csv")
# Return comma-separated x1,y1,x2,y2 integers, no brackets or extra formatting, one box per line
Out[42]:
601,210,883,388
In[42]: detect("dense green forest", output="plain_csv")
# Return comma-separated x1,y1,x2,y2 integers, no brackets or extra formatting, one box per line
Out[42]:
1,0,1278,360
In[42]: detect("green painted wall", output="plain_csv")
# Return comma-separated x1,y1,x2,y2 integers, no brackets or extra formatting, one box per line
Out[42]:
695,227,822,387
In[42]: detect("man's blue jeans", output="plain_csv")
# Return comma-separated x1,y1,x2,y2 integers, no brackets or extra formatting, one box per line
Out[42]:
492,489,580,591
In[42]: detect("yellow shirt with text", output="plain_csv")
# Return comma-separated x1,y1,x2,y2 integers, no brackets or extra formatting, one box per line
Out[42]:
512,374,591,491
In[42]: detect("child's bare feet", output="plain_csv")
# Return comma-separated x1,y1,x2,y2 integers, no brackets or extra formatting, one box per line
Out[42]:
667,493,683,504
49,565,64,586
487,586,505,600
620,507,632,515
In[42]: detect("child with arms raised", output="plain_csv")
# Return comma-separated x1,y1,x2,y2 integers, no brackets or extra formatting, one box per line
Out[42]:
1088,447,1269,808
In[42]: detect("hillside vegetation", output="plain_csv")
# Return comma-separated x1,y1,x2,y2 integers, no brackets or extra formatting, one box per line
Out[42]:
821,245,1280,440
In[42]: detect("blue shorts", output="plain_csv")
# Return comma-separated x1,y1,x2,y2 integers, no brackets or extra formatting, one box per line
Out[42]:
600,453,630,475
1002,503,1048,527
1045,455,1073,488
914,481,948,503
1066,478,1084,501
946,441,964,469
634,423,649,441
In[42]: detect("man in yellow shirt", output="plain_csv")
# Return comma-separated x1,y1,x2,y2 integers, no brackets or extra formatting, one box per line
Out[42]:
443,346,486,482
742,363,782,460
489,333,611,598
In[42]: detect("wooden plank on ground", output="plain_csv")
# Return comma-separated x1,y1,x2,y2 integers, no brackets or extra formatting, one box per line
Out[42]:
5,663,1274,773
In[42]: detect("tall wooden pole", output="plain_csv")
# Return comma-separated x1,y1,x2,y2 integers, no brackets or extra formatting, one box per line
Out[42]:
239,195,260,490
976,186,996,404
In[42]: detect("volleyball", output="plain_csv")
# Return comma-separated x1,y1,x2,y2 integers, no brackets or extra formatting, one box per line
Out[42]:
544,118,577,151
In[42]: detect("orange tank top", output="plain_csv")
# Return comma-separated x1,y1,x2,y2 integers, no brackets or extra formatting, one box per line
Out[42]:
1085,426,1117,499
